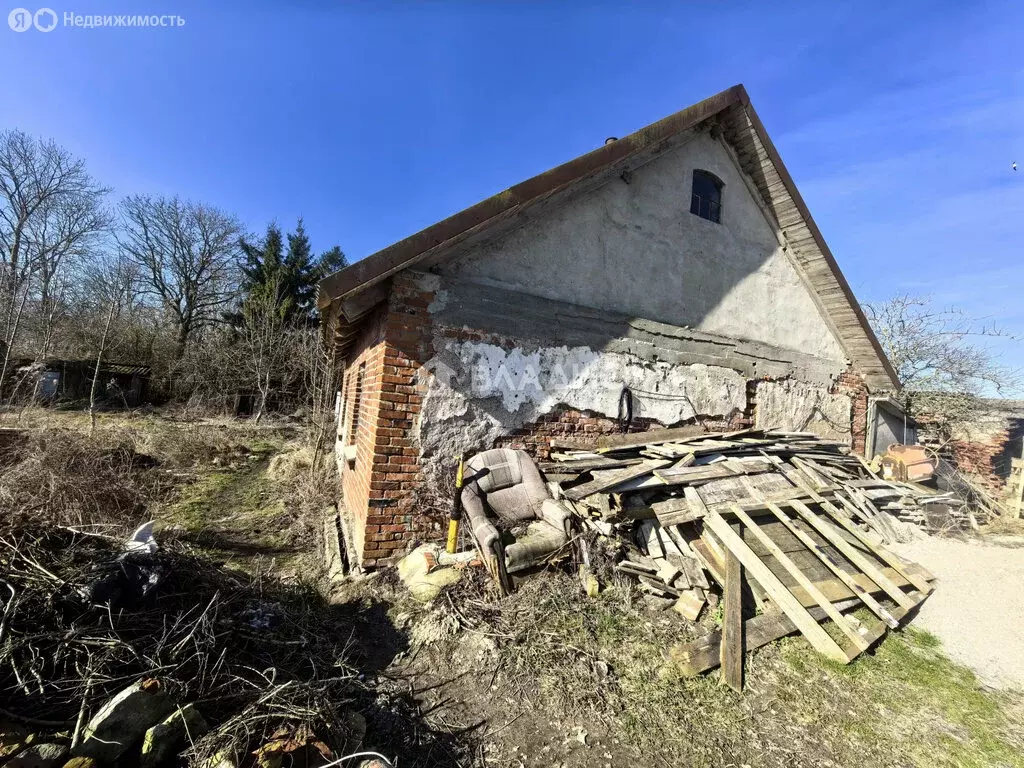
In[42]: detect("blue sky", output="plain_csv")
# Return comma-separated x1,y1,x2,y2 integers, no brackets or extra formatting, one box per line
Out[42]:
2,1,1022,374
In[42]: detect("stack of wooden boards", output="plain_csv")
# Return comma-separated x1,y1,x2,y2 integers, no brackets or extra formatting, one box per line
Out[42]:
542,427,938,692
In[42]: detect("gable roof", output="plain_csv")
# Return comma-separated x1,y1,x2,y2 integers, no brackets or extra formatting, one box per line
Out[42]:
318,84,899,391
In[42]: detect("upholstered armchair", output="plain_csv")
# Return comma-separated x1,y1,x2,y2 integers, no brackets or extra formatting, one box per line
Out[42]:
460,448,572,592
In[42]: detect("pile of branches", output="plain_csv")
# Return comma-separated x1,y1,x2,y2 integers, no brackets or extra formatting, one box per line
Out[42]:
0,522,361,765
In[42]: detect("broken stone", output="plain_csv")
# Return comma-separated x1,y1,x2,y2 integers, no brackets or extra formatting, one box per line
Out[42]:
61,758,96,768
140,704,210,768
74,680,175,763
642,594,676,611
6,743,68,768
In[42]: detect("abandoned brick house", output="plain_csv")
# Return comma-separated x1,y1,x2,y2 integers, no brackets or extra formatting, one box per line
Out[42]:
316,84,899,568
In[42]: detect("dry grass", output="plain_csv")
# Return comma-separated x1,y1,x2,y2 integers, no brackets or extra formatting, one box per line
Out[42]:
0,409,477,766
980,514,1024,538
0,427,156,527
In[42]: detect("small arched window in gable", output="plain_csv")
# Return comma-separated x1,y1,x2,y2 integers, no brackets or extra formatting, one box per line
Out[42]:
690,169,723,223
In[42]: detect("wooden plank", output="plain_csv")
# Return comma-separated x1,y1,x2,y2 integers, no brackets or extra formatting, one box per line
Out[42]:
666,597,875,676
594,426,710,451
702,488,835,515
678,551,710,591
720,550,744,692
654,459,773,485
733,479,917,622
684,486,710,520
764,503,901,627
563,460,671,501
848,488,900,542
638,520,666,559
670,453,697,469
731,505,869,653
787,570,917,614
673,589,707,621
653,502,707,527
539,456,642,473
790,501,918,611
833,490,892,543
340,278,390,321
819,501,932,594
690,536,726,585
594,427,764,451
790,456,830,489
704,512,854,664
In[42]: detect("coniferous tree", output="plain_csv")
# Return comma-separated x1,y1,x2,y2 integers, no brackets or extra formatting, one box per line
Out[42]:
236,219,348,326
284,218,318,322
238,223,284,301
317,245,348,278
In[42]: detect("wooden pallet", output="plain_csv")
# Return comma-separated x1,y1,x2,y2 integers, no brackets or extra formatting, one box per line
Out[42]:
676,496,933,690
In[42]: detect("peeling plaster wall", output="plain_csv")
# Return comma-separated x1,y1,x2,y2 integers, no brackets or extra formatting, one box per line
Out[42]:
440,132,847,363
754,380,852,442
416,338,747,487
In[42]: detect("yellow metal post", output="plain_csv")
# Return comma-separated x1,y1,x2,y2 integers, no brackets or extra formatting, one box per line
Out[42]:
446,456,465,554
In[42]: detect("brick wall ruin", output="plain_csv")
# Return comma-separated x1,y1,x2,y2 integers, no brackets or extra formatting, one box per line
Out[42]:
928,405,1024,496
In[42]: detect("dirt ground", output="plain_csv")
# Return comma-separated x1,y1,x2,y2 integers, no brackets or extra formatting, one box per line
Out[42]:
894,534,1024,690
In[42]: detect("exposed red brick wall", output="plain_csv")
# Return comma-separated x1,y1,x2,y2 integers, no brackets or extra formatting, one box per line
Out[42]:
354,274,434,567
337,305,388,562
832,368,869,455
946,435,1009,495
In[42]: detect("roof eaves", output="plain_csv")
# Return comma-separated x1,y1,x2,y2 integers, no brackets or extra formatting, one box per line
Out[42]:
736,97,900,391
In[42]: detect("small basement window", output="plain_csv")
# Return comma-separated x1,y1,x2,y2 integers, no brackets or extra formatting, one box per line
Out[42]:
690,169,723,223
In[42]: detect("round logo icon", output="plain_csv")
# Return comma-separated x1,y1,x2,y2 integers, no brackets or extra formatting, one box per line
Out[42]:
34,7,57,31
8,7,33,31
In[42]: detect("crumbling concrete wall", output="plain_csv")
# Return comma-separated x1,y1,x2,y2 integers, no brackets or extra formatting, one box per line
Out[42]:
440,131,847,364
416,339,747,487
754,379,853,442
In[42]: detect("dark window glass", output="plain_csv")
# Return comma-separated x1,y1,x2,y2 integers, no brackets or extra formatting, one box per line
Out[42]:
690,170,723,223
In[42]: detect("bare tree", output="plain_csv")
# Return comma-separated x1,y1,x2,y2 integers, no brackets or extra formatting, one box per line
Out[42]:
865,294,1021,439
0,129,109,390
78,255,140,431
237,279,291,423
290,323,341,469
117,195,241,359
27,192,112,361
